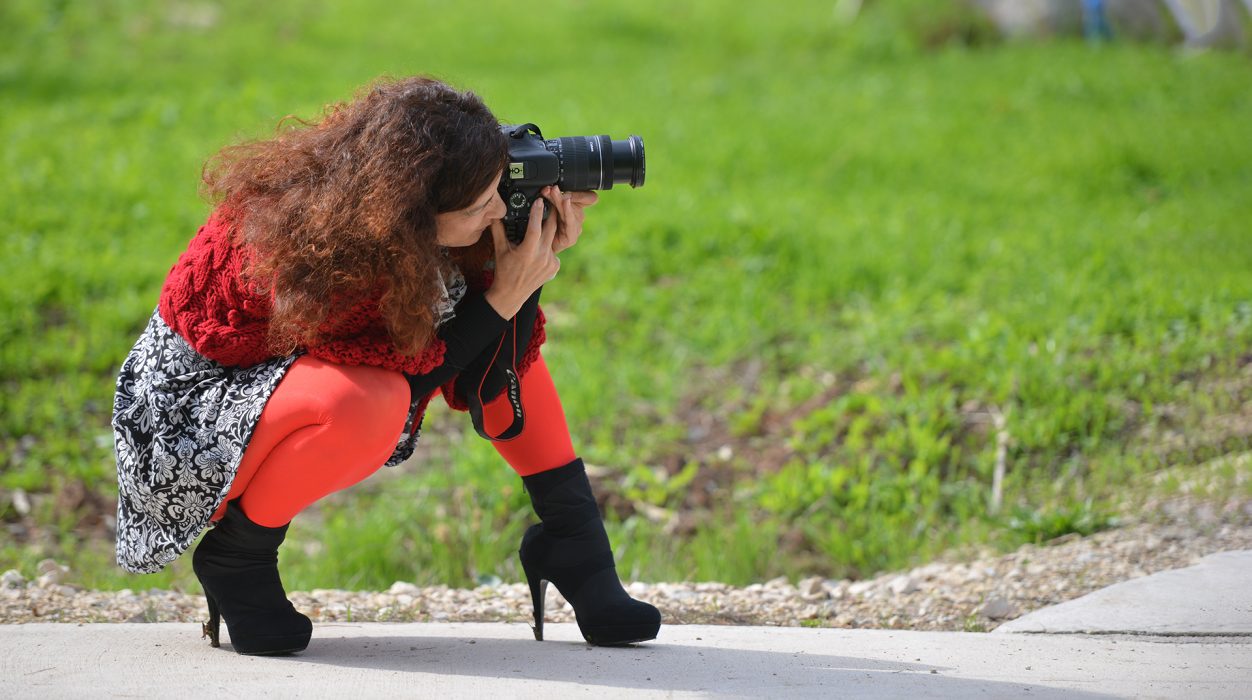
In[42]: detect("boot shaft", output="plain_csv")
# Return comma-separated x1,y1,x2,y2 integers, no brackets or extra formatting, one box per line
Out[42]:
521,458,601,537
195,501,290,573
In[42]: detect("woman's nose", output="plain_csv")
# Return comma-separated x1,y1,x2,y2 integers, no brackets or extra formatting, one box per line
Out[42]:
488,192,507,218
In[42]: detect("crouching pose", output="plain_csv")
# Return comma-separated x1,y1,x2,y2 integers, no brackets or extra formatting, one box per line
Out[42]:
111,75,660,654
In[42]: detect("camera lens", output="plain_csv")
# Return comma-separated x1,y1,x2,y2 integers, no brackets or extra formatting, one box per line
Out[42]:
552,135,646,191
612,135,646,189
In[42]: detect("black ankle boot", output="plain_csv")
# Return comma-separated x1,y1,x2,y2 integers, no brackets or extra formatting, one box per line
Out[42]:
519,458,661,646
192,500,312,655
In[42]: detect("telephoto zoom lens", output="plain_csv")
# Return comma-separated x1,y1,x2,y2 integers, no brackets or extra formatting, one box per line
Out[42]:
552,135,645,191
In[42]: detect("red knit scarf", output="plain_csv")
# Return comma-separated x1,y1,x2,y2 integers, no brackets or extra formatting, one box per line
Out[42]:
157,210,544,387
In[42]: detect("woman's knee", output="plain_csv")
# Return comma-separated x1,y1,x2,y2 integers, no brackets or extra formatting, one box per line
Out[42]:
292,358,411,449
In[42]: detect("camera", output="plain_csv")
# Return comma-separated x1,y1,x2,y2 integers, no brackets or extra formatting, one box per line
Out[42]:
498,123,645,243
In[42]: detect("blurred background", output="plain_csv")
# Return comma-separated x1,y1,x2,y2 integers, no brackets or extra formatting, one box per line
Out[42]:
2,0,1250,594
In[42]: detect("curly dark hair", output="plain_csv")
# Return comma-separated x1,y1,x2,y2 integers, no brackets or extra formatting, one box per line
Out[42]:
202,75,507,356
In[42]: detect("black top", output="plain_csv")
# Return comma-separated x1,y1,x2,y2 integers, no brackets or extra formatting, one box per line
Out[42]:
405,286,542,409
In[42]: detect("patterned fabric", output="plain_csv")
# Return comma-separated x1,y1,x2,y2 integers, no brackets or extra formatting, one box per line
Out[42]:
434,266,468,327
111,299,465,574
112,310,293,573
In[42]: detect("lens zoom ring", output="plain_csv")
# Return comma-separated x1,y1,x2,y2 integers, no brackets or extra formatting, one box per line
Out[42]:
557,137,595,190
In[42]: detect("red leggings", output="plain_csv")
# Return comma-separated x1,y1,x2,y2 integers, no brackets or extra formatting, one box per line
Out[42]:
214,353,575,526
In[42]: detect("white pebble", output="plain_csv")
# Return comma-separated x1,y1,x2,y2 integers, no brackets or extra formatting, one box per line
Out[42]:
765,576,791,589
847,581,874,597
798,576,825,598
388,581,421,596
888,576,918,596
978,596,1017,620
0,570,24,589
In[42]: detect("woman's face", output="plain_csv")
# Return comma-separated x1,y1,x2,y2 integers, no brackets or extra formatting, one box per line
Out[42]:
434,177,506,248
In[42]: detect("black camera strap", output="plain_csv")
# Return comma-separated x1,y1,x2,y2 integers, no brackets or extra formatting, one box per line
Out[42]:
466,316,526,441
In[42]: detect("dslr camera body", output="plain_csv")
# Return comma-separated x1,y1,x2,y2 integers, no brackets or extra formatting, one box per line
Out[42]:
497,123,645,243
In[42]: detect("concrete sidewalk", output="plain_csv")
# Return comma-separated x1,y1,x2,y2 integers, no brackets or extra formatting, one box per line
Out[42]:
2,551,1249,699
996,550,1252,636
2,621,1247,698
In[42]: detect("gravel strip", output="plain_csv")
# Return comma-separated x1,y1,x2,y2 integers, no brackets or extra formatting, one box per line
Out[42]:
4,495,1249,632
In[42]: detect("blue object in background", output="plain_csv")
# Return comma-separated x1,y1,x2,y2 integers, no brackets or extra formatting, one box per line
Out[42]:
1083,0,1114,40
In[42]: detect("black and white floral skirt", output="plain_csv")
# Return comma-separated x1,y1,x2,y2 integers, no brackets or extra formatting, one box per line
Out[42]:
111,310,429,574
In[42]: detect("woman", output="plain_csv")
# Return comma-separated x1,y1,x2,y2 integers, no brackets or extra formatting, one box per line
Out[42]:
111,75,661,655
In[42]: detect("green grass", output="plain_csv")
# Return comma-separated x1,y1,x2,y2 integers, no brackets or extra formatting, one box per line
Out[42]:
2,0,1251,593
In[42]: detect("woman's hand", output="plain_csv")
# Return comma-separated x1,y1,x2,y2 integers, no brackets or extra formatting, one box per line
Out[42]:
485,197,561,319
541,185,598,255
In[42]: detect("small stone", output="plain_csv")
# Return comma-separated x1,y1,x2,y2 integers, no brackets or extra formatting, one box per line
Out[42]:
36,561,70,587
37,559,67,576
388,581,420,596
912,563,947,580
798,576,825,598
888,576,918,596
11,488,30,516
0,570,24,589
979,596,1017,620
822,579,849,596
847,581,874,598
764,576,791,589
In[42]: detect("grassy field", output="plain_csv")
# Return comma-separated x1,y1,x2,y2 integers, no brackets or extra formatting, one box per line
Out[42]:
3,0,1251,593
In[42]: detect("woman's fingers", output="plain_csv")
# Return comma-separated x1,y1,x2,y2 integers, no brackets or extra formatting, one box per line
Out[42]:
570,191,598,208
489,219,509,251
545,185,589,254
538,196,559,251
519,197,559,280
556,187,577,228
486,194,566,318
520,197,547,252
511,185,595,257
551,188,571,244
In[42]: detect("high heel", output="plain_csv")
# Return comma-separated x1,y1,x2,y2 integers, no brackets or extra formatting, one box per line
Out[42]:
524,563,549,641
202,593,221,647
192,500,312,655
519,458,662,646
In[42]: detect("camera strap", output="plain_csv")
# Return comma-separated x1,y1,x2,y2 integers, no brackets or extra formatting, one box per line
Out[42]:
467,316,525,441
